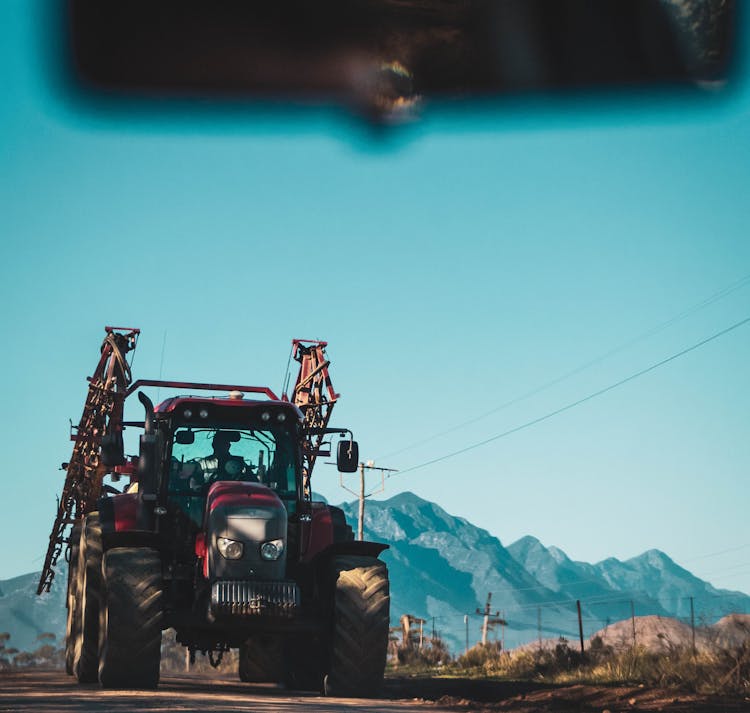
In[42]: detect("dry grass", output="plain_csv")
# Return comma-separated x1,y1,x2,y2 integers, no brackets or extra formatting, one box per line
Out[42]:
448,635,750,696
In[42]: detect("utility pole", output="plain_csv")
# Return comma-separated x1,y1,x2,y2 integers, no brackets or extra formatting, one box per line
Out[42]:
538,607,542,651
576,600,585,654
338,460,396,540
630,600,636,649
690,596,696,656
400,614,411,648
464,614,469,654
401,614,426,649
476,592,500,646
486,614,508,648
358,462,365,541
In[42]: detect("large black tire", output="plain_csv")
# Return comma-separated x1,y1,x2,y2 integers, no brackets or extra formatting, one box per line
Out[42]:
239,636,281,683
324,555,390,698
98,547,163,689
73,514,102,683
64,523,82,675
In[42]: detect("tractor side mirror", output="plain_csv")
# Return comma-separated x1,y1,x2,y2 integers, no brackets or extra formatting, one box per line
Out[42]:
100,432,125,467
337,440,359,473
175,430,194,445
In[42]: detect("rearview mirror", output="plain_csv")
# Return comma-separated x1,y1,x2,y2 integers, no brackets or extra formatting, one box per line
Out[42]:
64,0,736,122
337,440,359,473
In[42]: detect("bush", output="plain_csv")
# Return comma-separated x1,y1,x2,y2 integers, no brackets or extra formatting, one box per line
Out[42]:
456,641,504,669
395,636,452,668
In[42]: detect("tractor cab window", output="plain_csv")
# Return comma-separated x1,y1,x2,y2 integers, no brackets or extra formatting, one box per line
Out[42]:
168,427,297,524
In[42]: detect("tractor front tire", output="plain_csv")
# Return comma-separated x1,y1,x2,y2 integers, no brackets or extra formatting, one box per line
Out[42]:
73,514,102,683
64,522,82,675
98,547,163,689
324,555,390,697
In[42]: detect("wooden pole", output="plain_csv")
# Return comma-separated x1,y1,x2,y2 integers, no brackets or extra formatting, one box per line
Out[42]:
538,607,542,650
576,600,585,654
477,592,493,646
357,462,365,541
690,596,696,656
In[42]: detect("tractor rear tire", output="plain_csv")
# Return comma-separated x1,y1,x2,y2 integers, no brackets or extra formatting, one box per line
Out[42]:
64,522,82,675
239,636,281,683
324,555,390,697
98,547,163,689
73,514,102,683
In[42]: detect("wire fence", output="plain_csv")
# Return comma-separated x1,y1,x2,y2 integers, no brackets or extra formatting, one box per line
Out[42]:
394,592,749,655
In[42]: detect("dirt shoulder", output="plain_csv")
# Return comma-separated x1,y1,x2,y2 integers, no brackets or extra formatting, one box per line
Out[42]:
384,677,750,712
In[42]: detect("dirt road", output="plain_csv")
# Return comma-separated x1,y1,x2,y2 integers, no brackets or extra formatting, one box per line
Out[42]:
0,671,454,713
2,671,747,713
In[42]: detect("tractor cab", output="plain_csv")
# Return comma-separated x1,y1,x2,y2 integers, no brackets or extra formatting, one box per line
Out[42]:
157,395,304,526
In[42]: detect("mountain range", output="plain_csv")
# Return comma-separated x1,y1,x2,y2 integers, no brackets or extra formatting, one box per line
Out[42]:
2,491,748,654
340,492,750,652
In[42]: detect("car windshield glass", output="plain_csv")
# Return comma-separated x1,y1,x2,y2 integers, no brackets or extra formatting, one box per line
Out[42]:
169,427,297,515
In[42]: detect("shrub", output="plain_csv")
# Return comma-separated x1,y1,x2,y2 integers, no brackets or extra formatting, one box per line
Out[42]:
396,636,452,668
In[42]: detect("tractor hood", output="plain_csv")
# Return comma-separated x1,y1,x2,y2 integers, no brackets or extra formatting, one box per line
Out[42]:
205,482,288,581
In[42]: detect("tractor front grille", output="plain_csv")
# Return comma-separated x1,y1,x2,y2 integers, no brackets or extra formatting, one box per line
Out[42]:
210,579,300,618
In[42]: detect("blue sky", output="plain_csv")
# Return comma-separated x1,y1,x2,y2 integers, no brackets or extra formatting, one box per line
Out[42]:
1,1,749,604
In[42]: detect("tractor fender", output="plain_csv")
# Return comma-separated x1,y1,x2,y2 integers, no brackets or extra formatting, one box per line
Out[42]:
312,540,389,571
98,495,160,550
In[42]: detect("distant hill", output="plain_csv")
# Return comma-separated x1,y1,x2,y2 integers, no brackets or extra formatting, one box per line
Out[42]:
3,491,749,654
0,571,66,652
341,492,750,652
591,613,750,653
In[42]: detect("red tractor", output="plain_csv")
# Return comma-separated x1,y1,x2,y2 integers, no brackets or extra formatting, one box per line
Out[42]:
40,328,390,694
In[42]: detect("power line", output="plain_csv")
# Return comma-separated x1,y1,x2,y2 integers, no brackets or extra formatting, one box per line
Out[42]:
390,315,750,477
700,560,750,577
376,272,750,461
683,543,750,564
414,590,748,624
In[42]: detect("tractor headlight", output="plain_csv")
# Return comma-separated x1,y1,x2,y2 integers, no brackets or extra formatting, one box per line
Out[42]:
217,537,244,560
260,539,285,561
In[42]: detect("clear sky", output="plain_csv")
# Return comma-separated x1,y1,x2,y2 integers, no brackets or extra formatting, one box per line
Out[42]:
1,1,749,600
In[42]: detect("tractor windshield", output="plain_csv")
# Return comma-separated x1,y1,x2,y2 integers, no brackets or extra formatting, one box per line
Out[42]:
168,426,298,524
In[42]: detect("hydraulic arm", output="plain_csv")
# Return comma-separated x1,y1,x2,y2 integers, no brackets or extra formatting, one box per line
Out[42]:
285,339,339,497
37,327,138,594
